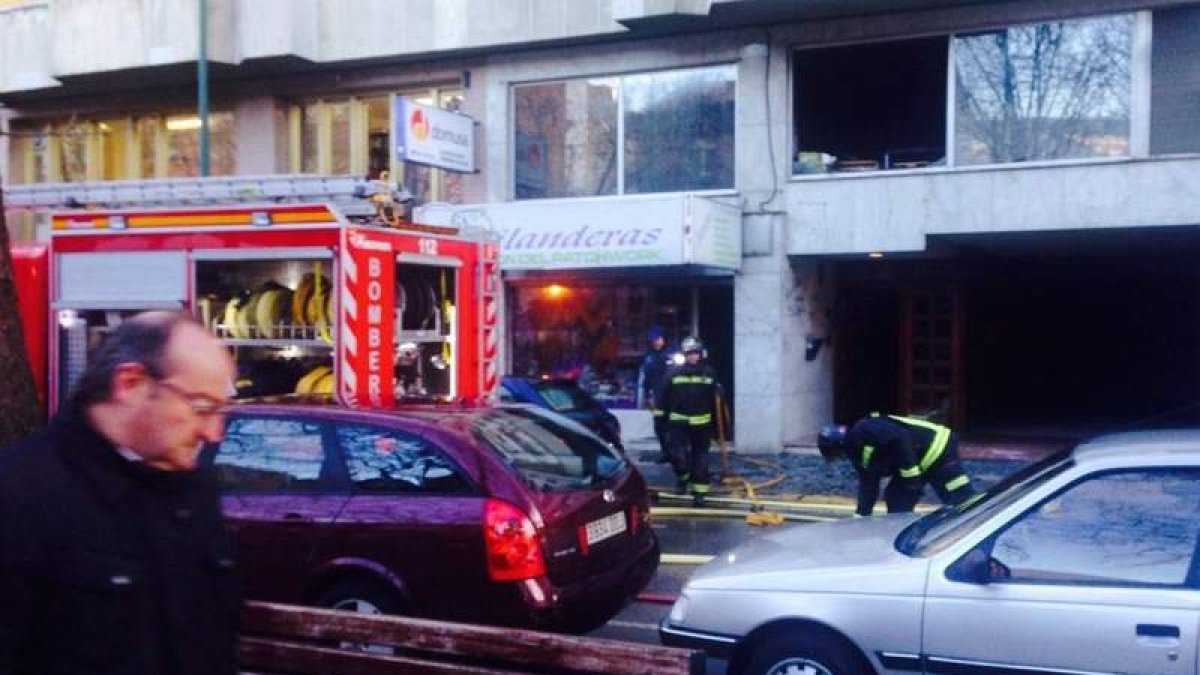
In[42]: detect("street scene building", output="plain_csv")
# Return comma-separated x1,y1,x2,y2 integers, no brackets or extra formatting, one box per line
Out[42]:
3,0,1200,452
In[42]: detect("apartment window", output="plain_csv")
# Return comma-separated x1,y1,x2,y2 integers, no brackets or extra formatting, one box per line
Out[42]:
1151,7,1200,154
513,64,736,200
290,87,464,204
793,37,949,174
955,14,1133,165
792,13,1134,174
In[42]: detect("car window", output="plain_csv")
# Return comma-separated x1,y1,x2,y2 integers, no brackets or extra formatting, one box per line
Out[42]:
990,468,1200,587
212,416,328,492
901,450,1073,556
336,423,471,494
532,382,593,412
471,407,625,489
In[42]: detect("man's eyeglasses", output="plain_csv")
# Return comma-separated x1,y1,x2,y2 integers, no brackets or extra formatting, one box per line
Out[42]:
155,380,229,418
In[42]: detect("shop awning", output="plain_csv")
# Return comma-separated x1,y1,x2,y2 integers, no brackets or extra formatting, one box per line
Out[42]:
416,193,742,272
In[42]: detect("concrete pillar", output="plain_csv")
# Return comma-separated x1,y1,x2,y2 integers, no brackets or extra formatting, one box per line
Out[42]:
732,40,832,451
233,95,281,174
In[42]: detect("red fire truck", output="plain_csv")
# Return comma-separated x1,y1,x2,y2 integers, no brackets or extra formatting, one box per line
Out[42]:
6,175,501,415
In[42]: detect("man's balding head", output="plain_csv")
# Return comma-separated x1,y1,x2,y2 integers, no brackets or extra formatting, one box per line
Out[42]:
80,311,236,470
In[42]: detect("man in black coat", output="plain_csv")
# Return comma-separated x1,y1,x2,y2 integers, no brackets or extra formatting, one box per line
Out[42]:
0,311,241,675
637,326,672,463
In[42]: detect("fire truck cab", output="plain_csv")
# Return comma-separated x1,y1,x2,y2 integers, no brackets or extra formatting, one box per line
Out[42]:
6,175,501,415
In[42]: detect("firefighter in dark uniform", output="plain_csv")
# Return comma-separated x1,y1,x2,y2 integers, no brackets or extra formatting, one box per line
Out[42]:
638,326,672,463
818,412,977,516
658,336,723,506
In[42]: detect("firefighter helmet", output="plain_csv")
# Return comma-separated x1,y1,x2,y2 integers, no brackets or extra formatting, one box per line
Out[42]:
680,336,704,355
817,424,849,461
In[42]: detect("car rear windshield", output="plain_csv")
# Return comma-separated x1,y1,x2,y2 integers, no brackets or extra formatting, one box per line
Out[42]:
532,381,596,413
471,407,625,489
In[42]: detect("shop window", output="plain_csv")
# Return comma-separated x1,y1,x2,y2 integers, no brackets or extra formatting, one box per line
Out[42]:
329,101,351,175
513,64,735,199
290,88,465,204
6,133,33,185
300,101,321,174
954,14,1133,165
6,112,236,184
510,284,693,408
137,117,160,178
366,95,391,179
98,119,131,180
5,128,50,184
58,124,88,182
793,37,949,174
163,112,236,177
437,90,466,203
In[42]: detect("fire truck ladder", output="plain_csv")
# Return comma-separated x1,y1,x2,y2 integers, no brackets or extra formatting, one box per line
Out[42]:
4,174,407,219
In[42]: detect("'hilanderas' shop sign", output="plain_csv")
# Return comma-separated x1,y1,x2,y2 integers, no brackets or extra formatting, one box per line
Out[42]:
416,194,741,272
395,97,475,173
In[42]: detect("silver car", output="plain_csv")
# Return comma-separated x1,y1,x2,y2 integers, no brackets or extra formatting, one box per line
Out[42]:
661,431,1200,675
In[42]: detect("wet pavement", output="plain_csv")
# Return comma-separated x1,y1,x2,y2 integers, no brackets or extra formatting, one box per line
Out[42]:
630,442,1035,508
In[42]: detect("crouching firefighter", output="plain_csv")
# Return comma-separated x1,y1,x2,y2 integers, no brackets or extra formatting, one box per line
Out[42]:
818,413,977,516
658,336,724,506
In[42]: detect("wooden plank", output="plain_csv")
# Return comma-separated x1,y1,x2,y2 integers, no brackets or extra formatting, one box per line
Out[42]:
242,602,703,675
239,636,520,675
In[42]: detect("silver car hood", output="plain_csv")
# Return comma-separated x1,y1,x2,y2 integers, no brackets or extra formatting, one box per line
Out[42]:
686,513,927,593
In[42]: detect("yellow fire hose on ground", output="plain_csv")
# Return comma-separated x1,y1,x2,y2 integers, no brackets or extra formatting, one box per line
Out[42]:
715,393,786,526
647,395,893,521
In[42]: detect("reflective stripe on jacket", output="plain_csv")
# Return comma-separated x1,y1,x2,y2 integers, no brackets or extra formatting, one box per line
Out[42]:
885,413,951,473
659,363,721,427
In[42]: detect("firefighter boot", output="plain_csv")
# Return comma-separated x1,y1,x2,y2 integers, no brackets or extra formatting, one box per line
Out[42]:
675,474,690,496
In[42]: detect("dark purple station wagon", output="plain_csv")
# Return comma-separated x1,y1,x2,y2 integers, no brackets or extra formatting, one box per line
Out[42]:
202,402,659,632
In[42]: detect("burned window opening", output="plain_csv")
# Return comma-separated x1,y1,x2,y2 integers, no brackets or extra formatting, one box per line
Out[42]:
793,37,949,174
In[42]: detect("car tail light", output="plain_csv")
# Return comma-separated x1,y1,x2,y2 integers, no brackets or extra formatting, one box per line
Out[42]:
576,524,590,556
483,498,546,581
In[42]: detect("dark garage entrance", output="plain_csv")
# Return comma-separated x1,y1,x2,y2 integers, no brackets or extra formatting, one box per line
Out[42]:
830,226,1200,438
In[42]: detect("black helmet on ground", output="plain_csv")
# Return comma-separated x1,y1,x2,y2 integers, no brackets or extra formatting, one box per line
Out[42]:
817,424,848,461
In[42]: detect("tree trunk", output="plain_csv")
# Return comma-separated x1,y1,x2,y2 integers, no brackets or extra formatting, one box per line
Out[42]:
0,184,43,446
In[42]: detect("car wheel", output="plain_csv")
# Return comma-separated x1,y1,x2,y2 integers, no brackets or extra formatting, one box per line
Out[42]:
314,578,405,655
739,630,870,675
315,578,405,616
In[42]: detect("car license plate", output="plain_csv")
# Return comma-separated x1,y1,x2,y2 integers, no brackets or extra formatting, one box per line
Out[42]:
585,511,627,546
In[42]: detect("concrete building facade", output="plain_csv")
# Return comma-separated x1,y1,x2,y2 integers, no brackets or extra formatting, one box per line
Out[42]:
3,0,1199,450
